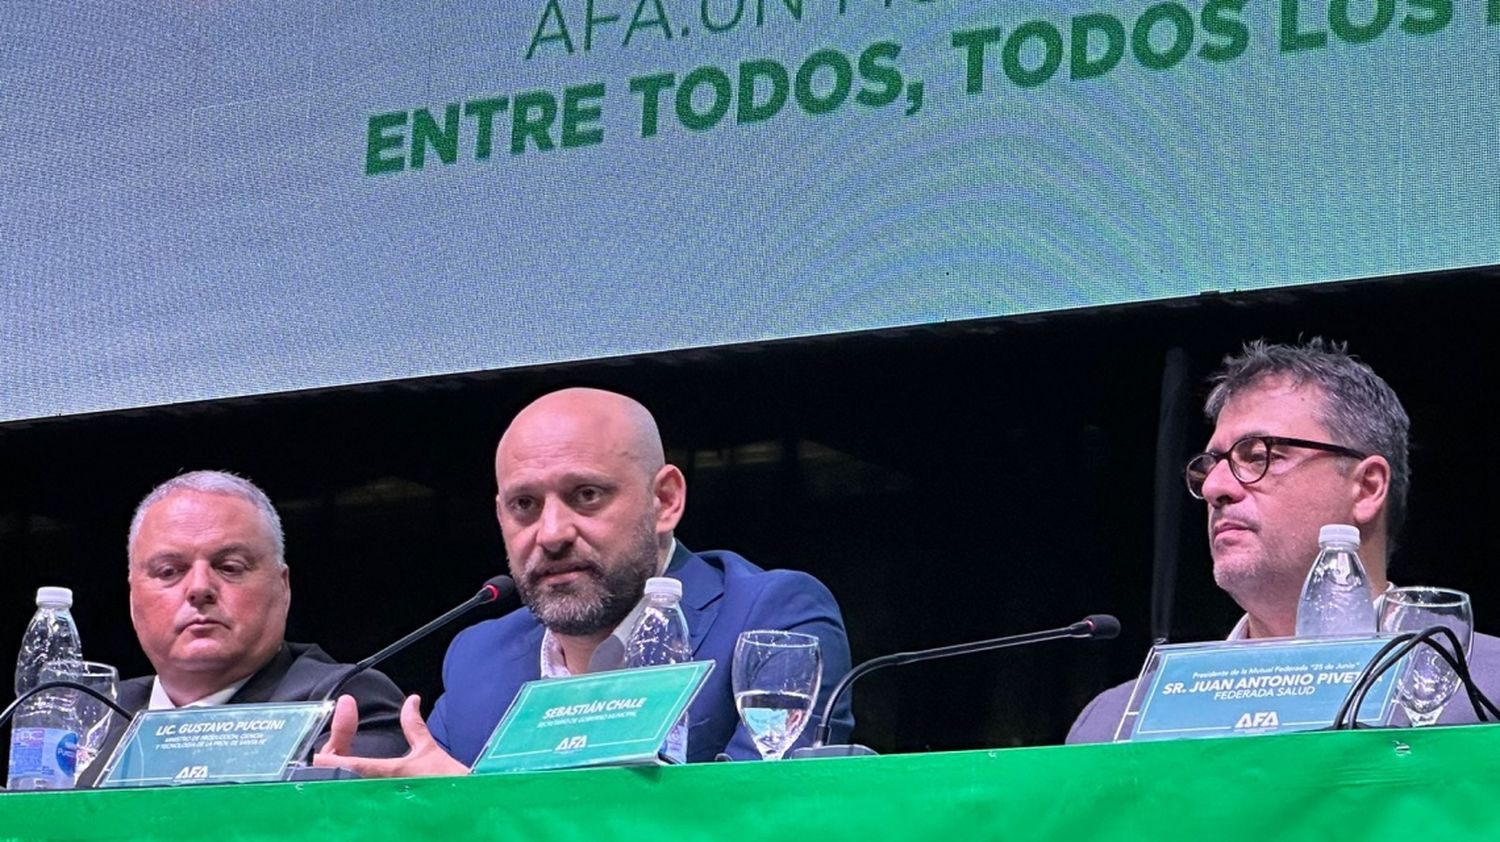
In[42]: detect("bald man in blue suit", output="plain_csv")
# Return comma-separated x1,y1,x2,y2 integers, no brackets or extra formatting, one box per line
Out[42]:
316,388,852,775
428,542,850,765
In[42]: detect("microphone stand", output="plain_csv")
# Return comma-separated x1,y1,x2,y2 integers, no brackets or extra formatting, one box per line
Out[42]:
789,615,1120,760
291,576,516,779
319,576,517,705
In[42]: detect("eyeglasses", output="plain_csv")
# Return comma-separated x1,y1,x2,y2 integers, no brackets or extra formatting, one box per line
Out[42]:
1184,435,1368,499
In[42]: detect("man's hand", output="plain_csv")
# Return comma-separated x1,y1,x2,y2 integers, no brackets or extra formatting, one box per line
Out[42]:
313,694,468,778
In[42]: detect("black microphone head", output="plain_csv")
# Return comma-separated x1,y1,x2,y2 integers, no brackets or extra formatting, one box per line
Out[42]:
1079,614,1121,640
478,575,517,605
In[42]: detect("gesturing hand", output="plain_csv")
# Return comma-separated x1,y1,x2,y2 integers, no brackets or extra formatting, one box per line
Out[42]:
313,694,468,778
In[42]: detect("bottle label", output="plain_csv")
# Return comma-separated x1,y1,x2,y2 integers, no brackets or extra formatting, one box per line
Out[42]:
660,715,688,764
7,727,79,788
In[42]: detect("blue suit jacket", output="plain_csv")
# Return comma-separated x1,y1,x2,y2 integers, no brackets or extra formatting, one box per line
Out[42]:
428,545,854,764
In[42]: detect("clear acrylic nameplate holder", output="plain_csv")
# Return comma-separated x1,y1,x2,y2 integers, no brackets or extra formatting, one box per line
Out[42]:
472,661,713,774
1113,636,1400,742
96,701,333,788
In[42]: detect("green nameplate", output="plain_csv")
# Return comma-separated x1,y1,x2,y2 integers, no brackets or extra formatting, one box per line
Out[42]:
472,662,713,774
97,701,333,788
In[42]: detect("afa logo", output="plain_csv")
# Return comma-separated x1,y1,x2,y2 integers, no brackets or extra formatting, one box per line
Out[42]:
1234,711,1279,729
554,735,588,752
173,765,210,781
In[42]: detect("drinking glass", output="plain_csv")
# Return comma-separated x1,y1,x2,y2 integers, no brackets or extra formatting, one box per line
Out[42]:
732,631,821,760
1377,587,1473,726
39,660,120,777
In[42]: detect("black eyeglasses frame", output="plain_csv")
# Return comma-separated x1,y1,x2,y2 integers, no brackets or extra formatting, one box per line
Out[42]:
1184,435,1369,499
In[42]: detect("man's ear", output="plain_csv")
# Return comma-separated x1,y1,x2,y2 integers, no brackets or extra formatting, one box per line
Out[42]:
652,465,686,534
1350,455,1390,528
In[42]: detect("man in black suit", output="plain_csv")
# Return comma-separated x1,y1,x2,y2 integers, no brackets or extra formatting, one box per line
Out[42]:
86,470,407,782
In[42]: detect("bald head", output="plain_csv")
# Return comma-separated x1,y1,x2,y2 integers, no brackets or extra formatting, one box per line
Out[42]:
497,388,665,484
493,388,687,641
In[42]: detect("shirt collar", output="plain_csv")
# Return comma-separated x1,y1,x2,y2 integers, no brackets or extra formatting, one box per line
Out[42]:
147,675,252,710
540,538,676,677
1228,582,1397,641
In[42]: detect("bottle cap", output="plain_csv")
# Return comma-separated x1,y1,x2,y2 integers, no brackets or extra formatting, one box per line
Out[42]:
643,577,683,600
1318,524,1360,547
35,587,74,609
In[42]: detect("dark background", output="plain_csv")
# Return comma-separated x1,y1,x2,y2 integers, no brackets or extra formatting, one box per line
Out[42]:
2,268,1496,753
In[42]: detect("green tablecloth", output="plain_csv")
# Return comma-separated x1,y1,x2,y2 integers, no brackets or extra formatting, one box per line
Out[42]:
3,726,1497,840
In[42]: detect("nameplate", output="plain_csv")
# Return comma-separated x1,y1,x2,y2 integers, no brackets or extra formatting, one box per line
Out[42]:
1119,637,1400,742
97,701,333,788
472,661,713,774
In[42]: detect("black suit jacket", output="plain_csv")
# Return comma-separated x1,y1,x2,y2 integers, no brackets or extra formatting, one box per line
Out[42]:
81,641,407,786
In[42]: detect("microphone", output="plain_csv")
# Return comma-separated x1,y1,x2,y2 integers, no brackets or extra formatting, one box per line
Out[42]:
319,575,517,703
790,614,1120,759
291,575,517,780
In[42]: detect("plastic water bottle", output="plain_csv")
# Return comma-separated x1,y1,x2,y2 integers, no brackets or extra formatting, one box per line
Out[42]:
7,587,84,790
625,577,691,763
1295,524,1378,638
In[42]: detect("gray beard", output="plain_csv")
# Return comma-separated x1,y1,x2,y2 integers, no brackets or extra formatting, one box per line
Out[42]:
517,527,661,637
